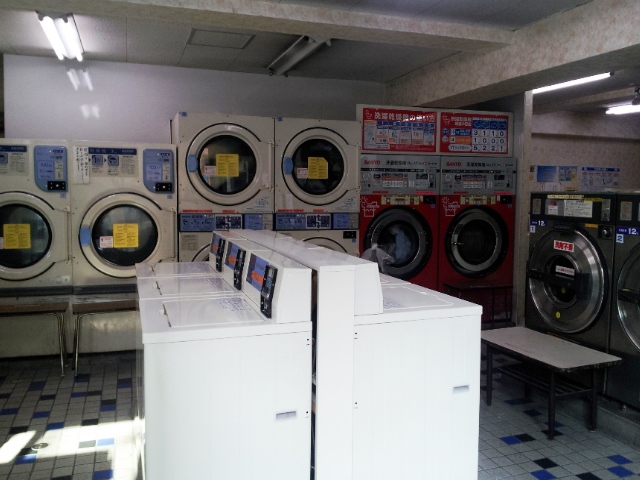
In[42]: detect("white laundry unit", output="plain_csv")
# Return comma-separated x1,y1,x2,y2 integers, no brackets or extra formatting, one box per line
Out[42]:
0,139,71,294
71,141,177,293
135,261,218,280
137,248,312,480
172,112,274,261
274,117,359,214
352,281,481,480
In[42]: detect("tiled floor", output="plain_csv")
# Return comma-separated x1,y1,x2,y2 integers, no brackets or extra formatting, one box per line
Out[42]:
1,351,640,479
479,352,640,479
0,353,139,480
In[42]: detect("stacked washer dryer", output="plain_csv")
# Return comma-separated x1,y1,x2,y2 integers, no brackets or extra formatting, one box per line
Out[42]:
607,193,640,408
274,118,360,255
172,112,274,261
0,139,71,294
359,154,440,289
438,157,516,320
526,193,615,354
71,141,177,293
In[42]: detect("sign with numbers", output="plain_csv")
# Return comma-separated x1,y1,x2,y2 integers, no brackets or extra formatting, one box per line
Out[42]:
439,112,510,155
361,107,437,153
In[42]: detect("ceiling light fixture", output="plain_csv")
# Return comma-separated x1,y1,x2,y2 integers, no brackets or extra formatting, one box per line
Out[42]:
268,36,330,77
606,86,640,115
532,72,611,94
37,12,84,62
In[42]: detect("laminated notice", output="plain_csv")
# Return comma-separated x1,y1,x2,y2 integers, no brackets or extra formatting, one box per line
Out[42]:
564,200,593,218
308,157,328,180
203,165,217,177
216,154,239,177
113,224,139,248
3,224,31,249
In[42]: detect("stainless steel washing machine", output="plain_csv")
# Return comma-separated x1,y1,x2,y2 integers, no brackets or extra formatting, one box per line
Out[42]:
607,193,640,408
526,193,615,354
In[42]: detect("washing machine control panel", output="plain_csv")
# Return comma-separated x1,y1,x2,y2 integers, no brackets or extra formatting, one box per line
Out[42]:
440,157,516,195
275,213,331,230
360,154,439,195
34,145,68,192
143,149,175,193
333,212,359,230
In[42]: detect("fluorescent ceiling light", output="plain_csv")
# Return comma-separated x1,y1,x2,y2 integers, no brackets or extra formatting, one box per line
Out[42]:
37,12,84,62
268,36,330,77
532,73,611,94
606,105,640,115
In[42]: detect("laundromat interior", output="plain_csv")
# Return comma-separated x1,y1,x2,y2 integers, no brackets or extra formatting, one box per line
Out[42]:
2,1,640,479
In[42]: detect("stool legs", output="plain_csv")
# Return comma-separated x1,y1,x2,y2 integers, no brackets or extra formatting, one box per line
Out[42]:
74,314,83,378
53,312,66,377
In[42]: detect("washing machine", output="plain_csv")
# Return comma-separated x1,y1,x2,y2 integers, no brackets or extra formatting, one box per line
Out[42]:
438,158,516,312
359,154,439,289
71,141,177,293
172,112,274,261
274,212,359,255
0,139,71,295
353,281,481,479
606,193,640,407
137,250,312,480
526,193,615,355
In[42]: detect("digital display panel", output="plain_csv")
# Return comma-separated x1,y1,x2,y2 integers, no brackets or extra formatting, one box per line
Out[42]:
245,254,268,291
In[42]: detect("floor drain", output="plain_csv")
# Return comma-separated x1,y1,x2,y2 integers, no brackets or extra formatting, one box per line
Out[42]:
31,443,48,450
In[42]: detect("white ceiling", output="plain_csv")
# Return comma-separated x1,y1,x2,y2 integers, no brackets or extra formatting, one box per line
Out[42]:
0,0,638,115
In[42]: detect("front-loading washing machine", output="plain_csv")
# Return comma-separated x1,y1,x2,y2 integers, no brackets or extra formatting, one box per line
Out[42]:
71,141,177,293
526,192,615,354
274,118,360,256
359,154,439,289
438,157,516,321
0,139,72,295
172,112,274,261
607,193,640,408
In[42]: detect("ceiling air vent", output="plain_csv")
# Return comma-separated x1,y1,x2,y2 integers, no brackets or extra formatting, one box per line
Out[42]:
188,29,254,49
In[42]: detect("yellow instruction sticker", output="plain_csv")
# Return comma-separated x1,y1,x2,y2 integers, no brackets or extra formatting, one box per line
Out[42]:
216,154,240,177
113,224,139,248
308,157,329,180
3,224,31,249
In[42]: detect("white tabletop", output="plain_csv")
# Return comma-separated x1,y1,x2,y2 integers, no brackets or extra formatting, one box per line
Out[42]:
481,327,621,371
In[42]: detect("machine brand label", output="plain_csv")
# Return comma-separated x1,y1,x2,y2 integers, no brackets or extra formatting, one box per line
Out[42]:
553,240,574,253
363,159,381,165
445,161,462,167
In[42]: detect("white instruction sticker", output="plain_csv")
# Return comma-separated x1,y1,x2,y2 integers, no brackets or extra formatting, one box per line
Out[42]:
555,265,575,276
564,199,593,218
219,297,251,312
100,236,114,249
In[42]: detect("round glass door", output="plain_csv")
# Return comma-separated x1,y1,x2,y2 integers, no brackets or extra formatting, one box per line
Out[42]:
290,139,344,196
616,245,640,349
196,135,257,195
0,204,51,269
445,208,507,276
91,205,158,267
281,127,355,206
364,208,431,279
79,193,172,278
528,228,607,333
187,123,270,206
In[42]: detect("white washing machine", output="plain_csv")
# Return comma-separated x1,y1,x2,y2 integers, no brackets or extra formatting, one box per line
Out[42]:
135,261,218,280
274,118,359,214
352,281,481,480
71,141,177,293
137,249,312,480
0,139,72,294
274,118,360,257
172,112,274,261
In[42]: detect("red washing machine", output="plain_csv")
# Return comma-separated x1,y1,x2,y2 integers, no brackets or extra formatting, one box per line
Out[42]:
438,157,516,321
359,154,439,289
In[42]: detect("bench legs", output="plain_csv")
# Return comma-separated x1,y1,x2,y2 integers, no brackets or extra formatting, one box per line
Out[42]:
548,371,556,440
52,312,67,377
486,346,493,406
589,368,597,432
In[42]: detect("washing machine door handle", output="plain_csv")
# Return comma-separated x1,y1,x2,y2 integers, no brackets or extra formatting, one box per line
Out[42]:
618,288,640,305
527,267,588,296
